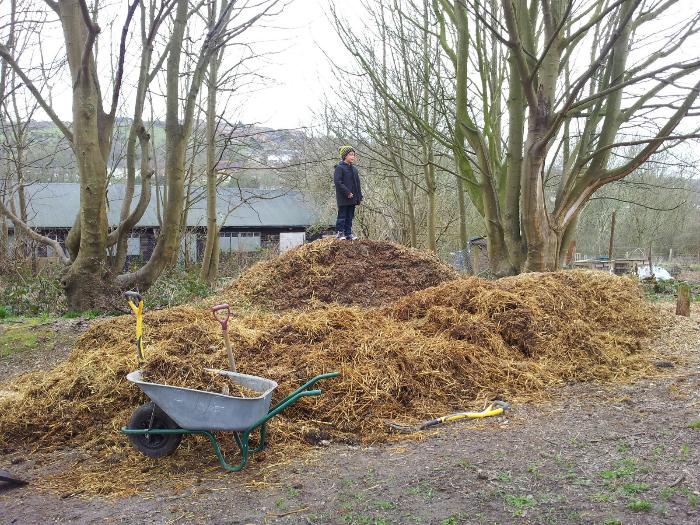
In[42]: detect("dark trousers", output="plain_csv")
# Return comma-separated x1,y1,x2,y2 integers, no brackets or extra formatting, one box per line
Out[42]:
335,205,356,236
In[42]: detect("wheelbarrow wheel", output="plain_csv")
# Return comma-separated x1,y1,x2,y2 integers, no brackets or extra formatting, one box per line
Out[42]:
127,402,182,458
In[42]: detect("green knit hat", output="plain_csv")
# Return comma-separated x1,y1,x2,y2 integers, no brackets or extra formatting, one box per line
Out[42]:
339,145,355,160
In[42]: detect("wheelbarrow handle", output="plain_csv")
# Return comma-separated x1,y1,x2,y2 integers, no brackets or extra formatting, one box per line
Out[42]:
268,372,340,413
212,304,231,329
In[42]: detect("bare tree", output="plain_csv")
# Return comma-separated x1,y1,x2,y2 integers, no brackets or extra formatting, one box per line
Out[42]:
0,0,283,309
337,0,700,274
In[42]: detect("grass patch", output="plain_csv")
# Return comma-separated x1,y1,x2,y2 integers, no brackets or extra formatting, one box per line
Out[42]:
340,516,389,525
590,492,616,503
660,486,679,500
408,483,436,499
688,493,699,508
600,459,637,480
627,499,652,512
497,471,512,482
652,444,666,457
603,519,622,525
527,464,541,478
0,319,49,357
504,494,536,517
440,515,467,525
623,482,650,495
688,419,700,430
616,442,631,454
456,459,472,470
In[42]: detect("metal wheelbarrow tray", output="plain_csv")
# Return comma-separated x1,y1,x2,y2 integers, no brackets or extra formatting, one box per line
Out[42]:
121,369,338,472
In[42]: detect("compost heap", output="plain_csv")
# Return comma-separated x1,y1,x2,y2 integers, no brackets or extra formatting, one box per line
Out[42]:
228,237,460,310
0,270,662,495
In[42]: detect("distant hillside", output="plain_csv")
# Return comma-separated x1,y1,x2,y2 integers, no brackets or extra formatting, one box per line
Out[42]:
2,120,308,185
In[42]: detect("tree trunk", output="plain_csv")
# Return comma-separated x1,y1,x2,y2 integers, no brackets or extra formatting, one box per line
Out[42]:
201,34,221,283
422,0,436,253
455,176,467,251
404,179,418,248
118,0,192,291
520,105,559,272
59,0,112,310
0,214,7,262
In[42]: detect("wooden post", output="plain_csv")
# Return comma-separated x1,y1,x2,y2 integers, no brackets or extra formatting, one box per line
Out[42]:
607,210,616,261
676,282,691,317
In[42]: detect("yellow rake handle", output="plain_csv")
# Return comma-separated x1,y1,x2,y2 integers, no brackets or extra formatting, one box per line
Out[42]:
125,291,145,366
420,401,508,429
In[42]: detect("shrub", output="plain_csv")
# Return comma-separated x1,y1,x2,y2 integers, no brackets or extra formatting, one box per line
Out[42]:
0,272,67,316
144,269,214,309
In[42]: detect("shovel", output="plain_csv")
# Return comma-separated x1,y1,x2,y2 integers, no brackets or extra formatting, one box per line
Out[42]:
212,304,236,372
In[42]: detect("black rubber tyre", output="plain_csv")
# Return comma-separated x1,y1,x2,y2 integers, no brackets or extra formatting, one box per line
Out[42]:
127,402,182,458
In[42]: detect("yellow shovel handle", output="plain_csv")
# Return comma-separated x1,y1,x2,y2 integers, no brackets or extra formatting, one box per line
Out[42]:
125,292,145,365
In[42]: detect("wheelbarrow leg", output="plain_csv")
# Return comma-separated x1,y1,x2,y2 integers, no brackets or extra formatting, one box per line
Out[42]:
202,431,250,472
249,424,267,453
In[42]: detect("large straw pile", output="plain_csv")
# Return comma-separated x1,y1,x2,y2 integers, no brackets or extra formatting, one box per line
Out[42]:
228,238,459,310
0,270,661,495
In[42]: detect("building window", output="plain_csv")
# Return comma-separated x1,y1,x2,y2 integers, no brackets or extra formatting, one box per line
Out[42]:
219,231,238,253
219,231,261,252
127,234,141,256
238,231,261,251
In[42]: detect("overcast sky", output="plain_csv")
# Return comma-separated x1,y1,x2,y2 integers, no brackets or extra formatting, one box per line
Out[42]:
0,0,365,129
4,0,700,153
235,0,362,129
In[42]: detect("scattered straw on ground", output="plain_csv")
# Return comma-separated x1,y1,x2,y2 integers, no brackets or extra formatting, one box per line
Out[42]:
0,269,668,496
226,238,459,310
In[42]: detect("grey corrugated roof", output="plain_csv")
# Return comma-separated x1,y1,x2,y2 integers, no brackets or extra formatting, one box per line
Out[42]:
12,183,318,229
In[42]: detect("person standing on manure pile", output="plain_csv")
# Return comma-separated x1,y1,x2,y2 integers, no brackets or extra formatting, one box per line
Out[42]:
334,145,363,240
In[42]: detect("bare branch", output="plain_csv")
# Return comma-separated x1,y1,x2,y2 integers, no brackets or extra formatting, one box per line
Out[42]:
76,0,100,85
0,196,70,264
0,44,73,144
500,0,538,109
588,195,686,212
109,0,139,119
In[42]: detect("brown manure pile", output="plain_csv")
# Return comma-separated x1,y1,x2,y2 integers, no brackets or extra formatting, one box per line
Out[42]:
227,238,459,310
0,270,661,495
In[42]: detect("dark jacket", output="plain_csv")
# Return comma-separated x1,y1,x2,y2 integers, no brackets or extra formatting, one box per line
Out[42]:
334,161,363,207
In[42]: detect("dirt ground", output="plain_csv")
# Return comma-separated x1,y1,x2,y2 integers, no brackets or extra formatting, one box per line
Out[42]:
1,305,699,525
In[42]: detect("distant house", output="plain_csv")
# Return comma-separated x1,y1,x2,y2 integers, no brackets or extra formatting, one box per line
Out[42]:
5,183,318,262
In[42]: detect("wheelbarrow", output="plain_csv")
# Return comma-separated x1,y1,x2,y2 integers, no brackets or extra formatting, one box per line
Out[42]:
120,292,339,472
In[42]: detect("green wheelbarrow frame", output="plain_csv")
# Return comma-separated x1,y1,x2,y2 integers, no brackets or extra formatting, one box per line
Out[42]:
121,372,339,472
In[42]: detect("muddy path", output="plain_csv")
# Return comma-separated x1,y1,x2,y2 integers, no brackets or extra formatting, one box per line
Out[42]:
1,308,699,525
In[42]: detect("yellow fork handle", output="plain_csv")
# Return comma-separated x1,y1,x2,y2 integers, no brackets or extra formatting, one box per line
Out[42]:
128,299,145,365
421,403,507,429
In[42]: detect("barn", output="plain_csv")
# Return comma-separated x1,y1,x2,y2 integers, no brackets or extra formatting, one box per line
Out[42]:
4,183,319,262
